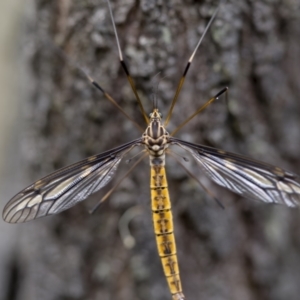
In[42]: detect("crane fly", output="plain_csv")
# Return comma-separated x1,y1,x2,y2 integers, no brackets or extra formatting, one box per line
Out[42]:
3,1,300,299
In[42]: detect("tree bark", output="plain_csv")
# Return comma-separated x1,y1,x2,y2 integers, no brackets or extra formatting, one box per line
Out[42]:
11,0,300,300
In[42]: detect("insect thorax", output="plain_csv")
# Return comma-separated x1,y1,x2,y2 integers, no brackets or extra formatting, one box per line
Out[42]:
142,110,169,166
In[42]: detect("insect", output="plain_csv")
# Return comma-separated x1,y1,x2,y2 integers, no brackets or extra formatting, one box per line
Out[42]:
3,1,300,300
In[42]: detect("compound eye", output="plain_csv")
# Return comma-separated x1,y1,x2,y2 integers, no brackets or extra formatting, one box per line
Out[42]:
149,113,153,117
159,112,163,118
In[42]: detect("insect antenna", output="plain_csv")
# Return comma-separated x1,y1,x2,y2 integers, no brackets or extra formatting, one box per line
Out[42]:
151,92,157,111
89,153,147,214
164,1,223,126
151,72,164,110
106,0,149,124
171,87,228,136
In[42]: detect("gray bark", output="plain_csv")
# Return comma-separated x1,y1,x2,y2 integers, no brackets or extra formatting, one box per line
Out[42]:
6,0,300,300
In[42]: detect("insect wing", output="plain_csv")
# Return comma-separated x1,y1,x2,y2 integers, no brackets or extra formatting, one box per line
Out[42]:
172,138,300,207
3,140,140,223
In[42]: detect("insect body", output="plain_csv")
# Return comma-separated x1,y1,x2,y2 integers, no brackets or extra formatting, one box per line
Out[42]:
3,1,300,299
144,110,184,298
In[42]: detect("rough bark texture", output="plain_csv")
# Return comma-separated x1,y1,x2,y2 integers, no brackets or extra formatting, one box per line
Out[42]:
9,0,300,299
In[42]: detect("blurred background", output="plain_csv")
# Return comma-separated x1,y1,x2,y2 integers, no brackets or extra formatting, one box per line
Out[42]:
1,0,300,299
0,0,28,299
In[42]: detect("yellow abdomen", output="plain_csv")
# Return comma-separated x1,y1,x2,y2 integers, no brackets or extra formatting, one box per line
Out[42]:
150,165,185,300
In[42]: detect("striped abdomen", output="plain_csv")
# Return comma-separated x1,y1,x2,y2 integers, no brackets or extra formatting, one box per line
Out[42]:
150,164,185,300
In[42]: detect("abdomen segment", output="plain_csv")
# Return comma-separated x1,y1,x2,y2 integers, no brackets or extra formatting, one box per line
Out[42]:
150,165,185,300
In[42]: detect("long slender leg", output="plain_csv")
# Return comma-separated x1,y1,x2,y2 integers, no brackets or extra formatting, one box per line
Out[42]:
167,150,225,209
164,1,222,126
106,0,149,124
171,87,228,136
90,152,146,214
86,73,143,132
46,42,143,132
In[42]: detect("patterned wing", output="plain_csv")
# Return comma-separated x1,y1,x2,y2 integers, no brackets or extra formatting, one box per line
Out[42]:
171,138,300,207
3,139,141,223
